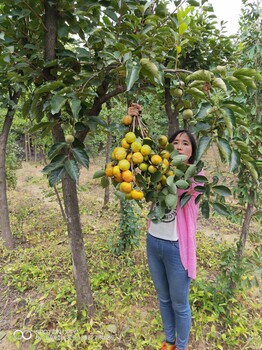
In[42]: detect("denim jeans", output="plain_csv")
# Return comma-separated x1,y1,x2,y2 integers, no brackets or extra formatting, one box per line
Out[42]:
146,233,191,350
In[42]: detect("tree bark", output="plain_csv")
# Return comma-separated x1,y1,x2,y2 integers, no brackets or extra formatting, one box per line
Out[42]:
237,189,255,260
62,173,95,316
43,0,94,317
25,134,28,162
0,89,21,249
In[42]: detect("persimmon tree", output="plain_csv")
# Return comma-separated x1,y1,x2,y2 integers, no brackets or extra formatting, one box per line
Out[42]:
0,0,260,315
230,0,262,259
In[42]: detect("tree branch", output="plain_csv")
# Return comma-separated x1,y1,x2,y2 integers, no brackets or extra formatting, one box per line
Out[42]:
164,68,193,74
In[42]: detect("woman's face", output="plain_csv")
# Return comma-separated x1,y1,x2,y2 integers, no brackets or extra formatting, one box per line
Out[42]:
173,132,193,164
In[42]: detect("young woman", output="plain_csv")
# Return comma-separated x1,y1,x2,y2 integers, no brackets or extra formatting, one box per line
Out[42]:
128,104,202,350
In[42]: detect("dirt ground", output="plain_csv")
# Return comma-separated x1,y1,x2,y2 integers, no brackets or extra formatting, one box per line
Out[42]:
0,160,253,349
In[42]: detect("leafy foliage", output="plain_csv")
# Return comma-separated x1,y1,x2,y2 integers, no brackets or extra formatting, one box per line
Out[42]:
109,199,143,254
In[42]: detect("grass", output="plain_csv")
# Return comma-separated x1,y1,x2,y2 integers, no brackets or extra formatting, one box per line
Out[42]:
0,162,261,350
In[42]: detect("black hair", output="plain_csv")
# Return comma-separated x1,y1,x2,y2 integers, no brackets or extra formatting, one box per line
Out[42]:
168,129,197,164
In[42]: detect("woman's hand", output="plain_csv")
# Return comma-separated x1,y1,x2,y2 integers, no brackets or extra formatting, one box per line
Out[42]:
128,103,142,117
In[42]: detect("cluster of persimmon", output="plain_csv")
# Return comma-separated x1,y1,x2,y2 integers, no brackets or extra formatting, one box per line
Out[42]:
105,115,176,201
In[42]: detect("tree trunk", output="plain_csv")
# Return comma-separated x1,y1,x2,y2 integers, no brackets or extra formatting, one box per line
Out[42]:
28,134,32,161
237,189,255,260
0,90,21,249
34,140,37,162
43,0,94,317
62,173,95,317
25,134,28,162
0,139,14,249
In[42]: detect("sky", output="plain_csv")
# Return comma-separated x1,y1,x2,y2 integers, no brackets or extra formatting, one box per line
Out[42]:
208,0,243,35
168,0,244,35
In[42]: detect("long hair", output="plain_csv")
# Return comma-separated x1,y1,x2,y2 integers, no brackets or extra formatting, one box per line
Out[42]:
168,130,197,164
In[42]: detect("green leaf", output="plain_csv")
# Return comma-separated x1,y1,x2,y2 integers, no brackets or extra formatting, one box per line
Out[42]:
140,58,161,82
167,175,175,186
35,81,64,95
165,143,175,153
70,99,81,121
212,185,231,197
30,95,43,119
64,159,79,183
189,79,206,88
135,173,147,188
174,168,184,178
195,103,212,119
195,194,202,204
101,176,110,188
195,185,206,193
179,22,187,35
230,149,240,173
211,77,227,92
115,190,126,200
201,200,210,218
176,45,182,54
144,0,155,13
22,99,31,118
171,154,188,166
165,193,178,209
236,75,256,89
42,155,66,174
217,138,231,163
186,87,206,98
180,193,192,208
151,171,163,183
184,164,196,180
48,167,65,187
186,70,212,83
187,0,201,6
193,175,209,183
222,101,246,116
126,61,140,91
221,109,233,138
213,202,230,216
50,95,67,114
87,116,108,131
222,107,236,126
175,179,189,189
93,169,106,179
242,160,258,181
167,183,177,195
196,135,211,161
142,137,154,147
29,121,56,133
226,76,246,93
194,122,210,133
148,204,165,222
104,8,118,22
71,148,89,168
48,142,67,159
72,138,85,149
233,67,258,78
234,140,249,153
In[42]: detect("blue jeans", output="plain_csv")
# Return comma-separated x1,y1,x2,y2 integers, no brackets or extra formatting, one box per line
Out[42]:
146,233,191,350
